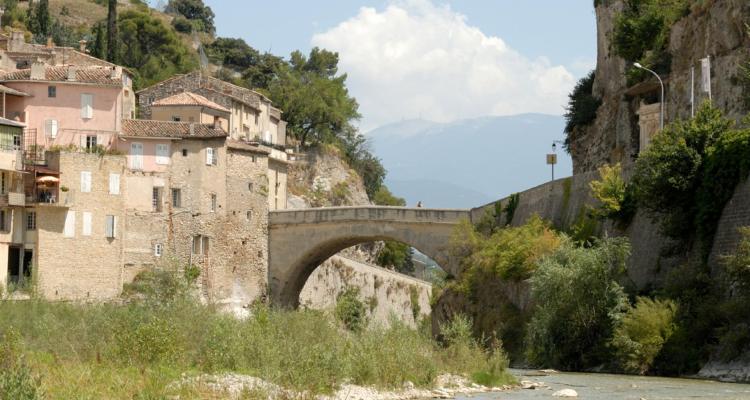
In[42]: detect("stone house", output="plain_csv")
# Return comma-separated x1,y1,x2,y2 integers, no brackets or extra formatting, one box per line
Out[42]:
137,71,289,210
0,117,29,293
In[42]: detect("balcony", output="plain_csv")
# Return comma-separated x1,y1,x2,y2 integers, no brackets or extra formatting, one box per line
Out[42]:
0,192,25,207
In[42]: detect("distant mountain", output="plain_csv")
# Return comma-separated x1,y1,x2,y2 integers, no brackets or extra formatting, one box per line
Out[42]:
369,114,573,209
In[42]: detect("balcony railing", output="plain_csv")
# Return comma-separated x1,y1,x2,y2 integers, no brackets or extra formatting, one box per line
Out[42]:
0,192,25,207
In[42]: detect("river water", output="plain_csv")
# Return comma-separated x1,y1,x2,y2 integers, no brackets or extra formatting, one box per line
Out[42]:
458,369,750,399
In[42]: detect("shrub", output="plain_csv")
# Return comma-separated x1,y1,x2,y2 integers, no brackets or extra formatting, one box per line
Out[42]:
526,237,630,369
714,228,750,361
611,297,677,374
376,241,414,274
589,163,636,225
335,287,368,332
409,286,421,321
563,71,601,150
0,329,43,400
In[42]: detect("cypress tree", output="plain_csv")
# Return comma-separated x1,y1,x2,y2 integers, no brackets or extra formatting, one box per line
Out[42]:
106,0,118,63
91,22,107,59
35,0,50,37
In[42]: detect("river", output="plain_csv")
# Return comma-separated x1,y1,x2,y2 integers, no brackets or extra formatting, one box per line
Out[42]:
458,369,750,399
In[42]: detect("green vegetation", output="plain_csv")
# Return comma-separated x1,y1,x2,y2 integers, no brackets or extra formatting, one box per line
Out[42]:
0,264,512,398
372,185,415,274
714,228,750,361
409,286,421,321
526,237,630,370
611,297,677,374
165,0,215,34
632,103,750,256
335,287,368,332
612,0,691,84
589,163,636,225
563,70,601,150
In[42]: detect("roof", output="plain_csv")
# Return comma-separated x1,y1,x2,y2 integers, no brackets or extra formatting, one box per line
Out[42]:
0,116,25,128
0,84,29,97
121,119,227,139
137,71,272,107
226,139,270,154
0,65,122,86
152,92,230,113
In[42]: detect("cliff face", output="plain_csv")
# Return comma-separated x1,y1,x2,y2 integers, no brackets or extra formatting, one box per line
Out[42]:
570,0,750,174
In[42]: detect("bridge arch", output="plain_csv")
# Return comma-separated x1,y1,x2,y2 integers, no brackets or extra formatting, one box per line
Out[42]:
268,207,469,308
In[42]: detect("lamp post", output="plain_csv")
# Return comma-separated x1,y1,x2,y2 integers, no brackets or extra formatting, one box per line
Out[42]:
633,62,664,130
548,140,564,181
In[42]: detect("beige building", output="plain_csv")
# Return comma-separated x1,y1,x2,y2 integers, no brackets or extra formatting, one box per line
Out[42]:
0,118,29,294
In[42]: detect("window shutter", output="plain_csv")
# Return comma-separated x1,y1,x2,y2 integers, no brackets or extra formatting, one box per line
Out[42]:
206,148,213,165
156,144,169,165
81,94,93,119
63,211,75,237
109,173,120,195
105,215,116,238
82,211,92,236
80,171,91,193
79,135,87,149
212,149,218,165
97,134,105,148
45,119,59,138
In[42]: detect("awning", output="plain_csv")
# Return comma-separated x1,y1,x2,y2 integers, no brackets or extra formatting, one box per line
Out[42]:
36,176,60,184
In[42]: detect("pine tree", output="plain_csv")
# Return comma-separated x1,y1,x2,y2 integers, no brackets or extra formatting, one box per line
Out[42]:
106,0,118,63
35,0,50,38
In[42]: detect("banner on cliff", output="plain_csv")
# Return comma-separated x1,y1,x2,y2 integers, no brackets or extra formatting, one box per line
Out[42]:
700,56,712,99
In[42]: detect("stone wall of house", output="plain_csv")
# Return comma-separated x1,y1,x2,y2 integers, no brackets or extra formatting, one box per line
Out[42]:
36,151,126,300
299,255,432,328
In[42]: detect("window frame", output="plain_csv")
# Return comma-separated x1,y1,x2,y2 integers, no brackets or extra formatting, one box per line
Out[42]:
155,143,170,165
80,171,92,193
171,188,181,208
47,85,56,98
26,211,36,230
81,93,94,119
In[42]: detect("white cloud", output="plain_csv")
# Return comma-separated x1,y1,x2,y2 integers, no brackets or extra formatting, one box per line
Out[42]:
312,0,576,132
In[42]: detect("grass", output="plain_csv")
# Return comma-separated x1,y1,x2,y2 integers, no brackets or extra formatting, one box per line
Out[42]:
0,270,514,398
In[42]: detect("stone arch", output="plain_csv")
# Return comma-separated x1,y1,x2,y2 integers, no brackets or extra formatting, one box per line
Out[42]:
267,207,469,308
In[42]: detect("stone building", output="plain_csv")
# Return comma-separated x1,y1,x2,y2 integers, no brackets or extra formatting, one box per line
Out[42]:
0,118,29,293
137,71,289,210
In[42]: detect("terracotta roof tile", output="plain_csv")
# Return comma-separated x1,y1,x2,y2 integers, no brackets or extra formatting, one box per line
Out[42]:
152,92,230,113
0,65,122,85
121,119,227,139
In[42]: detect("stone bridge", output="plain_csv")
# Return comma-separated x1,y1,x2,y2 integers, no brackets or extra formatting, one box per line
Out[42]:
268,206,470,307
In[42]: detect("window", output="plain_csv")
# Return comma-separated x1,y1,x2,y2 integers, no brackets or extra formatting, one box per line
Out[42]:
154,243,163,257
109,173,120,195
171,188,181,208
192,235,210,255
155,143,170,165
82,211,92,236
248,182,253,191
44,119,58,138
12,135,20,149
26,211,36,230
171,116,181,122
152,187,162,212
246,210,252,221
0,172,5,194
80,171,91,193
81,93,93,119
182,149,188,157
105,215,116,238
206,148,216,165
130,142,143,170
85,135,97,150
210,194,217,212
63,211,75,237
0,210,5,231
48,86,56,98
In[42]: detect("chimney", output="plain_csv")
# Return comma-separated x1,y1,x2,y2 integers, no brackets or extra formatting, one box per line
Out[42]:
30,61,45,80
66,67,77,81
78,39,87,52
110,66,121,79
46,37,54,49
9,31,24,52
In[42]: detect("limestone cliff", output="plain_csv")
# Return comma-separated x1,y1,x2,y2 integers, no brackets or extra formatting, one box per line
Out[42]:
570,0,750,174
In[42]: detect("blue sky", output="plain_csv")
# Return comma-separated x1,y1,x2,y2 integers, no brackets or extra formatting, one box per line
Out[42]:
199,0,597,130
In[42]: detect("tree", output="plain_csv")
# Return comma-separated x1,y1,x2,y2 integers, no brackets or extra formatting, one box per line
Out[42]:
35,0,50,37
166,0,215,34
268,48,360,147
90,22,107,60
107,0,118,63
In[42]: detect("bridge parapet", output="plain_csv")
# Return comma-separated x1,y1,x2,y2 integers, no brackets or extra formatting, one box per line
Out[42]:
269,206,470,226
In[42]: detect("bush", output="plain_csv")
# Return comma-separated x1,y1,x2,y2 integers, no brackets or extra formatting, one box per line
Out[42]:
335,287,368,332
376,241,414,274
0,329,43,400
611,297,677,374
563,71,601,150
589,163,636,225
632,103,749,256
525,237,630,369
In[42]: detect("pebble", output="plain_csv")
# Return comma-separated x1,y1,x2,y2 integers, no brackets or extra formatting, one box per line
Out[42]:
552,388,578,397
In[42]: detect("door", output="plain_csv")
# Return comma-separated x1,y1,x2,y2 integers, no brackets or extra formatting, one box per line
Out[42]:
130,142,143,170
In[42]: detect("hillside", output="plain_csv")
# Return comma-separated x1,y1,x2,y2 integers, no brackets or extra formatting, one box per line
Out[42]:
369,114,572,209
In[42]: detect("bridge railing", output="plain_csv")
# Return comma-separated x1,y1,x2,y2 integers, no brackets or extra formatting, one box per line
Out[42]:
269,206,470,225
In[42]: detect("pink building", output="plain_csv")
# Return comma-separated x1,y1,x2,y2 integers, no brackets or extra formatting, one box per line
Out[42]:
0,62,135,154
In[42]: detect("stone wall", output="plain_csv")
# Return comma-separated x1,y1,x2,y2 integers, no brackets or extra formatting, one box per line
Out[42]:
36,152,126,300
300,255,431,328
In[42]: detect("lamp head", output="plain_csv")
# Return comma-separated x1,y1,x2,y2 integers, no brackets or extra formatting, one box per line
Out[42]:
633,62,643,69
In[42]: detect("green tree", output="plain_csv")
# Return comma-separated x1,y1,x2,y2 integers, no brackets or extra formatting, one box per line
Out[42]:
563,70,601,151
372,185,406,207
166,0,215,34
107,0,118,63
89,21,107,60
117,9,198,88
35,0,50,37
526,237,630,369
611,297,677,374
268,48,360,147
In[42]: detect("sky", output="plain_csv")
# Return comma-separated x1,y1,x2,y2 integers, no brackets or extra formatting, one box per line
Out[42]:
202,0,597,131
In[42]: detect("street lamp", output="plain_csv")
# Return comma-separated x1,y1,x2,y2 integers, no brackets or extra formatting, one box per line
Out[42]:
633,62,665,130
